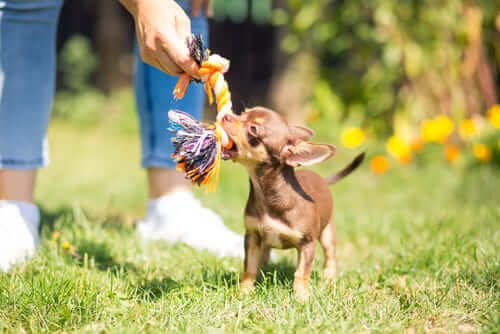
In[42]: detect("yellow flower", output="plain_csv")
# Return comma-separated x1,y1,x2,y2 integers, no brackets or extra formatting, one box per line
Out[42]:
472,143,492,162
370,155,390,175
61,241,72,251
459,119,478,139
386,135,411,161
420,115,455,143
420,119,436,142
341,127,366,149
445,144,460,163
435,115,455,142
487,105,500,128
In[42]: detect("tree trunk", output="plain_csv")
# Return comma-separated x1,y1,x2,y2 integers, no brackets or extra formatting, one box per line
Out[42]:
95,1,131,93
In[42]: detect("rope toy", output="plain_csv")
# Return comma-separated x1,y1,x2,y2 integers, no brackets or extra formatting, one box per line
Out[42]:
168,34,235,192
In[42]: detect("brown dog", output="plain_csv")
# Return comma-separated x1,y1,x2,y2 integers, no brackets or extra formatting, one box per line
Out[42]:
220,106,364,299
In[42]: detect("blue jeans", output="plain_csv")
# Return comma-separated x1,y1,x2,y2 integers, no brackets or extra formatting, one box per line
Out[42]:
0,0,207,169
135,3,207,168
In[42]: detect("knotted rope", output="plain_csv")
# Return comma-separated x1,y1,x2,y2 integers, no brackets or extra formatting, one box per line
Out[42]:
169,35,234,191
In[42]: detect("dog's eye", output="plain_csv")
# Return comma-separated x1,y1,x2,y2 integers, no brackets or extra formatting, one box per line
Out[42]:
248,136,260,147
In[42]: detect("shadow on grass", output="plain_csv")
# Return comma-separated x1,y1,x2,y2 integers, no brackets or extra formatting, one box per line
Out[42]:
39,206,139,273
137,277,181,299
259,258,296,287
39,205,132,233
39,205,75,232
39,206,299,294
195,257,297,291
200,267,240,289
455,266,499,294
76,238,139,274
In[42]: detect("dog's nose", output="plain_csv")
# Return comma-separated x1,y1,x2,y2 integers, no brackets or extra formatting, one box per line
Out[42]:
222,114,233,123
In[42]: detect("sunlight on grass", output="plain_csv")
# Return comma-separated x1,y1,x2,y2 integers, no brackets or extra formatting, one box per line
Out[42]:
36,120,147,219
2,118,499,333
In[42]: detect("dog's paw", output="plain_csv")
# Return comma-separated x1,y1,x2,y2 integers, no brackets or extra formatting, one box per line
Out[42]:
323,267,337,283
293,278,310,302
240,280,255,295
293,287,310,303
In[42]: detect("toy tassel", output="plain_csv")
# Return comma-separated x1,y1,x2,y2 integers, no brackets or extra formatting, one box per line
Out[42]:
169,35,234,191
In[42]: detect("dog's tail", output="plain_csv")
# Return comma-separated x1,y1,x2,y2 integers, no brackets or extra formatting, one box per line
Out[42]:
325,152,365,185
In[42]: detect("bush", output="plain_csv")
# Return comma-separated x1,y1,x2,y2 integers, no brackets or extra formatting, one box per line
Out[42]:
275,1,499,135
54,35,106,123
59,35,98,93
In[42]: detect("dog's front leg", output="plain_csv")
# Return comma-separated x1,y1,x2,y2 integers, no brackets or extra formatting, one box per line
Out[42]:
293,241,315,301
259,245,271,268
241,232,262,294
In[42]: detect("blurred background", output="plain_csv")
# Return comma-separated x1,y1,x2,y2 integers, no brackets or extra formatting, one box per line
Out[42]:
56,0,499,121
49,0,500,197
55,0,499,132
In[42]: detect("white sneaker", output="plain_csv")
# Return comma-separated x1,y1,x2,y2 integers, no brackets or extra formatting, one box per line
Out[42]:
0,201,40,272
137,191,245,258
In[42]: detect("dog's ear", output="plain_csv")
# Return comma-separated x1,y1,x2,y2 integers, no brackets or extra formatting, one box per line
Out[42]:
282,142,336,167
247,122,265,138
289,125,315,143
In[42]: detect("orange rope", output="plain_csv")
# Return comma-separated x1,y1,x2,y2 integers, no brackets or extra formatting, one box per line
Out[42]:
174,54,233,134
172,54,234,191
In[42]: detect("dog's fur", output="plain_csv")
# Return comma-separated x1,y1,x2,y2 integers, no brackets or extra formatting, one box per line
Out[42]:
221,107,364,299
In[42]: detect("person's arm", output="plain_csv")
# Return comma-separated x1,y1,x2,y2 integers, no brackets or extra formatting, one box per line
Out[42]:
119,0,200,78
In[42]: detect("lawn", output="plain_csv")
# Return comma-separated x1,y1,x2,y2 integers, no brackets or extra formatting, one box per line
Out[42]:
0,107,498,333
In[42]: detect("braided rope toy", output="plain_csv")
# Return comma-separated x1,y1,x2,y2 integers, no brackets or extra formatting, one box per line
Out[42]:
168,35,235,192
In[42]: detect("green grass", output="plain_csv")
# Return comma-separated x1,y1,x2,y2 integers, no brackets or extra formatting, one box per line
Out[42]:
1,108,499,333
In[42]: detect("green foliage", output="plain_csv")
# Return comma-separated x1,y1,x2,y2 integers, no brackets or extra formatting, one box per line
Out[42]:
275,1,500,135
213,0,272,24
59,35,98,93
54,35,106,123
54,36,139,129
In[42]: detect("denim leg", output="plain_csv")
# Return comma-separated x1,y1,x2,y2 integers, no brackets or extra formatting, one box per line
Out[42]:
134,7,208,169
0,0,62,169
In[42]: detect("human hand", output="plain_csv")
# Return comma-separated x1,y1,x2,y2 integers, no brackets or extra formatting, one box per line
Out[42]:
120,0,199,78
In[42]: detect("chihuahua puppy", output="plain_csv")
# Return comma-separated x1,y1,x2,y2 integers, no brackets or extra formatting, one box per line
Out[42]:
220,106,364,299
